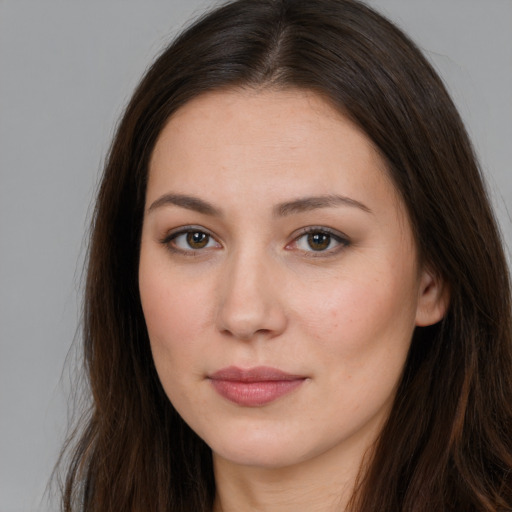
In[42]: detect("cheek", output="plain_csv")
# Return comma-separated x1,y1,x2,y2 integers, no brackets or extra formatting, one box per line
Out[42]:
141,276,201,337
138,254,214,380
139,269,217,422
296,263,419,363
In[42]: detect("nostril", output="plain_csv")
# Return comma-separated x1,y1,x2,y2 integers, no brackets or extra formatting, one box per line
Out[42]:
219,325,271,341
217,307,286,341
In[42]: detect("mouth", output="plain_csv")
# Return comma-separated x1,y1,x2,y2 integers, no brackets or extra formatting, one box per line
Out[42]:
208,366,307,407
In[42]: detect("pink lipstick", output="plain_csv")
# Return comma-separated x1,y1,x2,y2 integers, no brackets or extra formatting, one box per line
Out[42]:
208,366,306,407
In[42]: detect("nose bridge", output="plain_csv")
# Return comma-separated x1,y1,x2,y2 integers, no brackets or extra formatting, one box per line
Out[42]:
216,243,286,340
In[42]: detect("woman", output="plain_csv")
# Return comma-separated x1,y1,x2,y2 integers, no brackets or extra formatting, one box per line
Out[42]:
60,0,512,510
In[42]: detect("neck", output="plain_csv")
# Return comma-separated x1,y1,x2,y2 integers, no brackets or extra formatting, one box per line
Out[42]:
212,440,372,512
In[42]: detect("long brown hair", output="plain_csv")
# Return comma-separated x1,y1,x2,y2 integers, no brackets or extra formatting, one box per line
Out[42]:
59,0,512,510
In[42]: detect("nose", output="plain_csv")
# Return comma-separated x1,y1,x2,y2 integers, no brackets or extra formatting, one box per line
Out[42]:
215,250,288,341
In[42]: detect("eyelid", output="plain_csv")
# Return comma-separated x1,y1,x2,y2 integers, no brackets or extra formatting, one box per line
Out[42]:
159,224,349,256
160,225,222,254
287,226,350,255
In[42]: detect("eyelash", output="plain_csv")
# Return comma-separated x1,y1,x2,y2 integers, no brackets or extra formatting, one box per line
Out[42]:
160,225,350,256
288,226,350,256
160,226,221,256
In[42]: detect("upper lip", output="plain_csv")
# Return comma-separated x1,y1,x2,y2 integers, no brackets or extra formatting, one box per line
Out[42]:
209,366,305,382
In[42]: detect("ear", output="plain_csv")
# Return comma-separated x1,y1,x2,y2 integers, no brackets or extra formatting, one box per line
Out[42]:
415,267,450,327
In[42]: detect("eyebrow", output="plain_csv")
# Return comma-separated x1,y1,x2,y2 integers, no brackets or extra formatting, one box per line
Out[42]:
146,192,372,217
147,193,222,216
274,194,372,216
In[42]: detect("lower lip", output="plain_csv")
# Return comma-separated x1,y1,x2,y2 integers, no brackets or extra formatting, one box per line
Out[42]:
210,379,305,407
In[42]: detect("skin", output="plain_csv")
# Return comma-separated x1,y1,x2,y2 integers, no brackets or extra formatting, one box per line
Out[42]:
139,88,448,511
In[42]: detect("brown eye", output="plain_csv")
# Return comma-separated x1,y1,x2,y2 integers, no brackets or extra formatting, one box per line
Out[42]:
186,231,210,249
165,228,220,253
291,228,349,255
307,232,331,251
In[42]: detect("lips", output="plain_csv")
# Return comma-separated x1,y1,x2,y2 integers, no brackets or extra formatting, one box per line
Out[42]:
208,366,306,407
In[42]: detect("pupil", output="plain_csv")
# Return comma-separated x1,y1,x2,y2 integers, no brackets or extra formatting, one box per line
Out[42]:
308,232,330,251
187,231,208,248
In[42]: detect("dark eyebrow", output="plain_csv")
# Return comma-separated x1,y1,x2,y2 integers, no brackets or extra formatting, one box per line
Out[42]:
147,192,371,217
147,193,222,216
274,194,372,216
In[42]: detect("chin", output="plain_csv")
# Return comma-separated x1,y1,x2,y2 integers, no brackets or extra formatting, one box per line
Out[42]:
213,443,308,469
205,427,328,470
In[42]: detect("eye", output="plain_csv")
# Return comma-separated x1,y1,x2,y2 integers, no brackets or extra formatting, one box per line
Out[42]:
290,228,349,254
163,227,221,253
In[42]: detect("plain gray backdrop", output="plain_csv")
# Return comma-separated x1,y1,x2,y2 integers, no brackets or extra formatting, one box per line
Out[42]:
1,1,511,511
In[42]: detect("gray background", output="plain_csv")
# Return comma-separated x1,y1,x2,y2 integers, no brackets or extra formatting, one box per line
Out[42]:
1,1,510,511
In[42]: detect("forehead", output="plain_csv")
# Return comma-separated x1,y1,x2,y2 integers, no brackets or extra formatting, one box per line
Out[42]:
147,87,401,217
152,88,374,159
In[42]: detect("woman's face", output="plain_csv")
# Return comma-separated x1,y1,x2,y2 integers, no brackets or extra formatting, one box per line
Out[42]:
139,89,446,471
